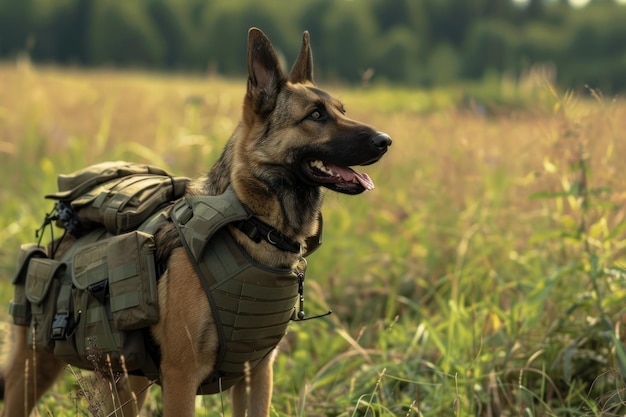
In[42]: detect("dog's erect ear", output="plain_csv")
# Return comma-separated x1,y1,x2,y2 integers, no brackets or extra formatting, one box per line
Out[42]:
247,28,286,115
289,31,314,85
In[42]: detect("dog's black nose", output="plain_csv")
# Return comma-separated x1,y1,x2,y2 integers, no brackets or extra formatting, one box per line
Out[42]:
371,132,392,150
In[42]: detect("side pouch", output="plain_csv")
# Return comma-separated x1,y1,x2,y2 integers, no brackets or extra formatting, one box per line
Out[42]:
70,285,146,371
9,243,47,326
68,232,154,371
25,258,64,352
108,231,159,330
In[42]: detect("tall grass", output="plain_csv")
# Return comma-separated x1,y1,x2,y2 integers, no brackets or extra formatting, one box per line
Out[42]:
0,61,625,416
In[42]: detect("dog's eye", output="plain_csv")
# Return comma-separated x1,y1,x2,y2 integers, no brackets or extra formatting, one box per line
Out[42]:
307,109,326,121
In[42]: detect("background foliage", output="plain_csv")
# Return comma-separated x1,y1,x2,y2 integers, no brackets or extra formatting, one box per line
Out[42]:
1,0,626,92
1,1,626,415
0,51,625,415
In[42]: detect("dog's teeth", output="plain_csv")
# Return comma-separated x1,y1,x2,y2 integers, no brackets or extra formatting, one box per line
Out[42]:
310,160,340,177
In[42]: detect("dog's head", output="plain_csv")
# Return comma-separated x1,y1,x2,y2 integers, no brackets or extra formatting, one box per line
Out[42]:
235,28,391,196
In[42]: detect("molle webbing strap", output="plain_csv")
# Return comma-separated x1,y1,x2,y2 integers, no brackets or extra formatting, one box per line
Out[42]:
101,176,163,233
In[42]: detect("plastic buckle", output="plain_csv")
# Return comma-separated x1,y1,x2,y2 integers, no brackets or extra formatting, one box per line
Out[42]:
51,313,69,340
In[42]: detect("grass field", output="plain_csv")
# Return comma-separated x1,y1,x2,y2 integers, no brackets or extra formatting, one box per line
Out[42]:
1,60,626,416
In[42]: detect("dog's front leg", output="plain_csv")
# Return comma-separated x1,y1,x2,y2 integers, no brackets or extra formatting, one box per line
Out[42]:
153,250,219,417
230,348,277,417
160,362,198,417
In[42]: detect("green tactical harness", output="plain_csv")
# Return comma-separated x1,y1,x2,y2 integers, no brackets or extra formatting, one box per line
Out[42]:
156,188,305,393
10,172,322,395
138,187,324,394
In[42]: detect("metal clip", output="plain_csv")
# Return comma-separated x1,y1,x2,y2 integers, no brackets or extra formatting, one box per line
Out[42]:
291,258,332,322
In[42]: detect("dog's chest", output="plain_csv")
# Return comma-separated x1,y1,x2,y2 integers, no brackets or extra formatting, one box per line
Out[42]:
168,193,300,393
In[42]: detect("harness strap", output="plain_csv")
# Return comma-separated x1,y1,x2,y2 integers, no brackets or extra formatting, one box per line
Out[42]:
168,197,233,386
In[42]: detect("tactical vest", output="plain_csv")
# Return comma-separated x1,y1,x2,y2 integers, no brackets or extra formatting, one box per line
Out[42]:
161,188,302,393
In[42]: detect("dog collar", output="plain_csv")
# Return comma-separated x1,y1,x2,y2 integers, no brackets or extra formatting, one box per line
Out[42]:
235,217,301,254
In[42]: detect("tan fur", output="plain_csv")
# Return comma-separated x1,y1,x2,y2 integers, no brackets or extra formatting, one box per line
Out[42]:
1,28,390,417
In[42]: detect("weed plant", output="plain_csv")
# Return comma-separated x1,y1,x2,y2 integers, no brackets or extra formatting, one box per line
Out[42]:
0,63,625,416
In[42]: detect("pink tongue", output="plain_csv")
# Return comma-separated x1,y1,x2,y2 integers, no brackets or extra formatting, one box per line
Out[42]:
327,164,375,190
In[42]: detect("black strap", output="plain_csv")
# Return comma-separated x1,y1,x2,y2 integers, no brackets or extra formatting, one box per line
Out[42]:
235,217,302,254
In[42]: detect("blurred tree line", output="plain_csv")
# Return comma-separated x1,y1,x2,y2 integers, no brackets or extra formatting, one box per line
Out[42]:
1,0,626,92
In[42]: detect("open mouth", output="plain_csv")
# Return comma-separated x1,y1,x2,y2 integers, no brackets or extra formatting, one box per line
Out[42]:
301,160,375,194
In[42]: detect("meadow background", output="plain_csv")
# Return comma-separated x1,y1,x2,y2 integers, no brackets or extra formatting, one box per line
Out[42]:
2,1,626,416
1,60,625,417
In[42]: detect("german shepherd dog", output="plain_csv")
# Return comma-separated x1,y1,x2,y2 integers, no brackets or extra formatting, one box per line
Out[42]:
0,28,391,416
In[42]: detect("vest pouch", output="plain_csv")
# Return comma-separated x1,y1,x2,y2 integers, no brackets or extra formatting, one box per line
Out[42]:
45,161,189,237
66,233,150,371
71,175,187,235
68,285,146,371
9,243,47,326
25,257,64,352
107,231,159,330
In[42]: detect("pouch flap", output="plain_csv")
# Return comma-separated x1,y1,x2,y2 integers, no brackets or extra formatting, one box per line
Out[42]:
107,231,157,318
13,243,47,285
72,231,155,291
72,239,109,290
25,258,64,304
45,161,173,201
107,231,155,277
